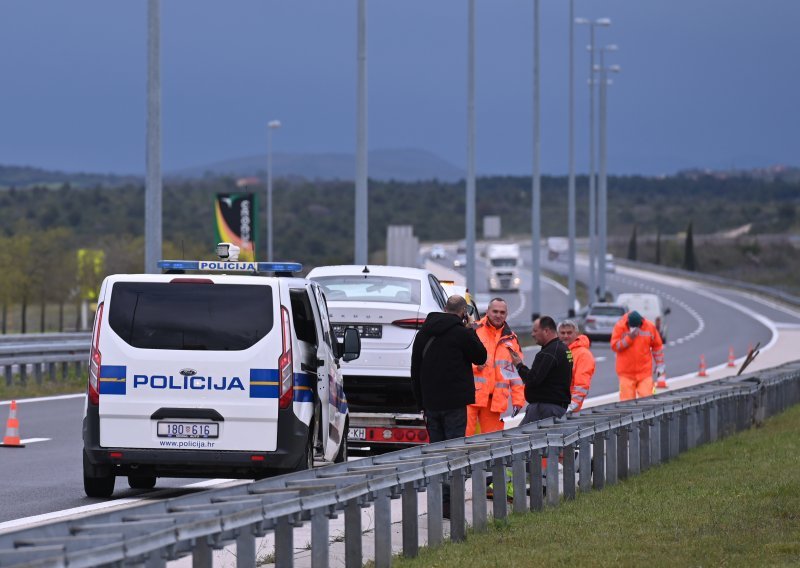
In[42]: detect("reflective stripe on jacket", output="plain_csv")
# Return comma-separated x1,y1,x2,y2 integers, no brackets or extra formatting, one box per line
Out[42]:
568,334,595,411
610,313,664,379
471,316,526,413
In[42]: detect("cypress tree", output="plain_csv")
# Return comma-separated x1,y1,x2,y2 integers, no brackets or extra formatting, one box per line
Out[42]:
627,225,638,261
655,227,662,265
684,221,696,271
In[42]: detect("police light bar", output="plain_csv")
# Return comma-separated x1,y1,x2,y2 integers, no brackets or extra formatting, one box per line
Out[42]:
157,260,303,273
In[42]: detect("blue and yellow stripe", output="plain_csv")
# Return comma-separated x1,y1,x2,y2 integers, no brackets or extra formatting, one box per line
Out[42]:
99,365,127,395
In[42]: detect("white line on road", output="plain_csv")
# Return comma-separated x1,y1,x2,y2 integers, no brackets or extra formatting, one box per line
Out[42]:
19,438,50,445
1,393,85,406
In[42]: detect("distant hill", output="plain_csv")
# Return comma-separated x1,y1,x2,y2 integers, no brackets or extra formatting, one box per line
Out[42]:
0,165,138,189
170,148,466,183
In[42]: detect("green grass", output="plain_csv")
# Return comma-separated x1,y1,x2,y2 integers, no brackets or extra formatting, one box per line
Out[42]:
393,403,800,568
0,374,84,400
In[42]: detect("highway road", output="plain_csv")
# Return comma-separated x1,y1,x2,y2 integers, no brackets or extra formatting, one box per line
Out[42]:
1,254,799,528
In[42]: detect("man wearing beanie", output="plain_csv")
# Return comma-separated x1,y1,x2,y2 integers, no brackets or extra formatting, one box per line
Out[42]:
610,310,666,400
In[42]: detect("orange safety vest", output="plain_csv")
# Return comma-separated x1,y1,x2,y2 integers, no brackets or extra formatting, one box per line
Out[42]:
610,313,664,380
471,317,526,414
568,334,596,411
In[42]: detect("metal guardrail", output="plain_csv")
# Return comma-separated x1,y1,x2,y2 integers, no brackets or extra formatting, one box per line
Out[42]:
0,361,798,568
0,334,90,386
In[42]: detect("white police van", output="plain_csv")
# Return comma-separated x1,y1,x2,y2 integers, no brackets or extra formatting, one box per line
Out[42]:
82,244,360,497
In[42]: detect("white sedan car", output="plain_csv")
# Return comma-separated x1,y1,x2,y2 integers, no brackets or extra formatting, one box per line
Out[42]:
307,265,449,449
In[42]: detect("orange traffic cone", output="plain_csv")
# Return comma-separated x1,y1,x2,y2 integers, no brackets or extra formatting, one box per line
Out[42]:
727,346,736,368
656,374,668,389
1,401,25,448
697,355,708,378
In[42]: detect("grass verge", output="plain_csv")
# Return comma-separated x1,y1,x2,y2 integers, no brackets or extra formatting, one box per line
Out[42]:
0,374,84,401
393,403,800,567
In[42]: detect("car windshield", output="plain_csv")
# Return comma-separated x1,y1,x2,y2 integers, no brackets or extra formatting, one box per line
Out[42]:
490,258,517,267
313,275,422,304
590,306,626,317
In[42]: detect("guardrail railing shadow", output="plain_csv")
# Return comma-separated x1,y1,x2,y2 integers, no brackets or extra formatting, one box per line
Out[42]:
1,361,799,568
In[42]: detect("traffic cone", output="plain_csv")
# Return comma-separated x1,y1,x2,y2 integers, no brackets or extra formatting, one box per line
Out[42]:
727,346,736,368
697,355,708,378
656,374,668,389
1,401,25,448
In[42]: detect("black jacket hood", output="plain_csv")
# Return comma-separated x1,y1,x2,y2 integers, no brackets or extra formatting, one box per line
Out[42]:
420,311,463,337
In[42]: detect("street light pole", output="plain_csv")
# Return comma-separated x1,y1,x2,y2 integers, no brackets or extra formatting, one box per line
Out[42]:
144,0,161,274
567,0,576,315
466,0,476,294
266,119,281,262
598,46,620,300
355,0,368,265
531,0,541,320
576,17,610,304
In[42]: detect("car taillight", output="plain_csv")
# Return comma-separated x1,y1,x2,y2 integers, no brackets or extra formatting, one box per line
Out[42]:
88,303,104,406
585,317,596,324
278,306,293,409
392,318,425,330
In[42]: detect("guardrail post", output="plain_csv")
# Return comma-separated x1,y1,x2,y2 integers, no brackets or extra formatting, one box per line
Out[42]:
235,526,256,568
471,463,488,532
450,467,466,542
528,448,543,511
344,498,362,568
606,428,618,485
192,537,213,568
401,481,419,558
592,433,606,490
709,400,719,442
48,362,56,382
275,516,294,568
4,366,11,386
61,361,69,381
491,458,508,520
578,437,592,492
661,413,672,461
629,423,641,476
373,490,392,568
617,426,629,480
562,443,576,500
671,410,682,458
426,474,443,548
680,408,690,452
34,362,43,385
20,364,27,385
145,550,166,568
512,452,528,512
311,507,331,568
546,442,560,507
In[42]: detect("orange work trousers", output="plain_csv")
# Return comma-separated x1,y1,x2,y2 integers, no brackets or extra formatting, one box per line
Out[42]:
466,405,504,436
619,374,654,401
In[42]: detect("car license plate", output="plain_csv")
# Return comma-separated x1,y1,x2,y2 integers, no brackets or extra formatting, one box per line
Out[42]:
348,427,366,440
333,324,382,339
157,421,219,439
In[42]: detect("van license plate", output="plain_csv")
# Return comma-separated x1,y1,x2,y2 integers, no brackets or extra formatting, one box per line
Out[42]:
157,421,219,439
348,427,366,440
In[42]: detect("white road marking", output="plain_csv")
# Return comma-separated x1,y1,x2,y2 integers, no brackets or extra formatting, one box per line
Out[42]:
19,438,50,445
1,393,85,406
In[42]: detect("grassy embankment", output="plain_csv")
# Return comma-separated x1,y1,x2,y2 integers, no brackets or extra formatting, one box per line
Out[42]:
392,403,800,568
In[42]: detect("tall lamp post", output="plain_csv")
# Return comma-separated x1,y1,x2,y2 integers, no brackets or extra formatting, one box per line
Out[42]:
597,46,620,299
465,0,476,295
566,0,576,316
530,0,541,320
266,119,281,262
144,0,161,275
575,17,610,304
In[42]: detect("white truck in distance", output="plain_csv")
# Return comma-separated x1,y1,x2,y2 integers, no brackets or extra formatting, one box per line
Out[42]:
487,243,521,291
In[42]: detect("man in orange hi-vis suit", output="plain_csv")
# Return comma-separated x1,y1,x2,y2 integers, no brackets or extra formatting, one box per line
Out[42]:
467,298,526,435
557,319,596,412
610,310,665,401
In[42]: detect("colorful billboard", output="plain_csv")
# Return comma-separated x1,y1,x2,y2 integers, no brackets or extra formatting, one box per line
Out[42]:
214,193,257,261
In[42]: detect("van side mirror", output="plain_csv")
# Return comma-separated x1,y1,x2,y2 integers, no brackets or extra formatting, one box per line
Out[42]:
341,327,361,362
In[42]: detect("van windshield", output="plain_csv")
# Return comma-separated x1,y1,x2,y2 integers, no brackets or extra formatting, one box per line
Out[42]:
108,282,274,351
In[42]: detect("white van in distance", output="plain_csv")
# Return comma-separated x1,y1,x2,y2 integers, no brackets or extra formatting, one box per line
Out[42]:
82,245,360,497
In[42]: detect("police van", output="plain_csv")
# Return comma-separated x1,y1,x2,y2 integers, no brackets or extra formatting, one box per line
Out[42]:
82,244,360,498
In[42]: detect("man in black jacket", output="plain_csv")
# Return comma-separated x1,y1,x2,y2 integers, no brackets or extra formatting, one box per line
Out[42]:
411,295,488,443
510,315,573,425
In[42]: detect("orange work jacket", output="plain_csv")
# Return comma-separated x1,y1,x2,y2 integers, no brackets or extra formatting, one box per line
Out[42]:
471,316,526,414
568,334,596,411
610,313,664,380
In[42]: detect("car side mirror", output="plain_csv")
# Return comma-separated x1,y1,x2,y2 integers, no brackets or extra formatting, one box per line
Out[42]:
664,307,672,316
341,327,361,362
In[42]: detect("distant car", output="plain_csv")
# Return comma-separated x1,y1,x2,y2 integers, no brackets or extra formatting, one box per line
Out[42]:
615,292,671,342
440,282,481,322
581,302,627,342
429,244,446,260
605,253,616,273
453,253,468,268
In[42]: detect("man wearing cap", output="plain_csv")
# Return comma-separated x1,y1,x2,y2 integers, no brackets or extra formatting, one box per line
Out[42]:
610,310,666,401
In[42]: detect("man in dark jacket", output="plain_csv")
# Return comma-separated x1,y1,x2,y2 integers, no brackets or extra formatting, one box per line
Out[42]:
509,315,573,425
411,295,488,443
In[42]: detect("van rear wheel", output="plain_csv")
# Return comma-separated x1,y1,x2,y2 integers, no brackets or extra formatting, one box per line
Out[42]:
334,419,348,463
128,475,157,490
83,453,115,498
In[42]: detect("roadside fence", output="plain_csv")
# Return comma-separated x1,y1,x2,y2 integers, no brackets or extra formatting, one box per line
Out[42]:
0,333,90,386
0,361,798,567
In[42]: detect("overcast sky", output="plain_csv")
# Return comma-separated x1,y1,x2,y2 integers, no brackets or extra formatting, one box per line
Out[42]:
1,1,798,177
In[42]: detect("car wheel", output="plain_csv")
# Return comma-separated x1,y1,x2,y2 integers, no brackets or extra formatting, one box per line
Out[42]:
83,452,115,498
128,475,157,490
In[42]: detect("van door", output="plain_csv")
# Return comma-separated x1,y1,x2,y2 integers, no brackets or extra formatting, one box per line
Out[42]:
307,282,344,461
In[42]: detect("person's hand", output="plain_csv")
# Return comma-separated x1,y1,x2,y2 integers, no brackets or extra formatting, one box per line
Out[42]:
476,363,486,371
567,402,578,414
509,349,522,366
511,405,522,417
656,365,666,377
628,326,640,337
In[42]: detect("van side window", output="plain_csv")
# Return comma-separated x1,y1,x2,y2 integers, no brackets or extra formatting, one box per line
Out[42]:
290,289,318,346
